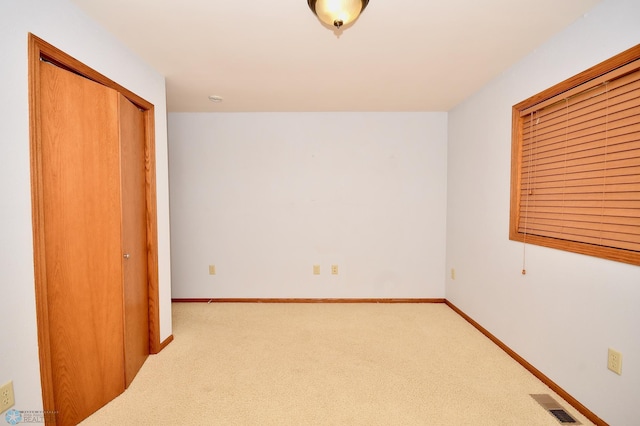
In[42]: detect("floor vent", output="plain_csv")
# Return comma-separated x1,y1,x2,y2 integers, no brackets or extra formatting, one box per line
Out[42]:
530,394,581,425
549,409,578,423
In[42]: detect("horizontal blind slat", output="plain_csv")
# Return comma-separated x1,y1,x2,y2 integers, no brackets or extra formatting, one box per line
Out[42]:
522,189,640,200
519,217,640,236
520,167,640,185
520,156,640,178
516,228,640,252
521,223,640,241
518,211,640,227
522,133,640,164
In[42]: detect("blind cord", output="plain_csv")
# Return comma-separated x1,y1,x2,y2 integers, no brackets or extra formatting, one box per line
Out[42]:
522,112,537,275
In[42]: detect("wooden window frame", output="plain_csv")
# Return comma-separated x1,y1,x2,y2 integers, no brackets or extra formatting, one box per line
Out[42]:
510,44,640,266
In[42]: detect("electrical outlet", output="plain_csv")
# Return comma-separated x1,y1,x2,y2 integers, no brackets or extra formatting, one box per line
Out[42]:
0,380,15,414
608,348,622,375
208,265,216,275
313,265,320,275
331,265,338,275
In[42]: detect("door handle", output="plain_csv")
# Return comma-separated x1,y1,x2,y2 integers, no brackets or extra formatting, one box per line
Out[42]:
123,253,131,259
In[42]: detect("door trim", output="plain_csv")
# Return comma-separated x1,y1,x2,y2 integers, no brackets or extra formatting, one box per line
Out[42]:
28,33,162,419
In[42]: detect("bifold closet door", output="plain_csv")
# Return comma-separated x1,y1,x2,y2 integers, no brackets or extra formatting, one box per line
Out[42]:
39,61,149,425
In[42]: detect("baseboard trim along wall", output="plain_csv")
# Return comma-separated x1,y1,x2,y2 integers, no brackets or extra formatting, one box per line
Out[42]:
169,297,605,425
444,300,607,426
158,335,174,352
172,298,446,303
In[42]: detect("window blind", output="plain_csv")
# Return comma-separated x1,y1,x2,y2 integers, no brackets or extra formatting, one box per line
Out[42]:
510,45,640,266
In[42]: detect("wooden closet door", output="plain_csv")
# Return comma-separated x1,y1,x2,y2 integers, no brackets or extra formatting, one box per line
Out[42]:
40,61,125,425
119,94,150,387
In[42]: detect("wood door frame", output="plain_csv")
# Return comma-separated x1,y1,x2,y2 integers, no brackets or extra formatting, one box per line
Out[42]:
28,33,162,417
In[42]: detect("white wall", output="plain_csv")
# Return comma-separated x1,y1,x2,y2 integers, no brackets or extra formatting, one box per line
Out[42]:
169,112,447,299
446,0,640,424
0,0,172,414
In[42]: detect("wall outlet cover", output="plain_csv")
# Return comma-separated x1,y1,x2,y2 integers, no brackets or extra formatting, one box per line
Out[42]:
0,381,15,414
607,348,622,375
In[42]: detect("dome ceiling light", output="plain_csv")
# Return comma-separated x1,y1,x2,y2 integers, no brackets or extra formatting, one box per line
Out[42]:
307,0,369,30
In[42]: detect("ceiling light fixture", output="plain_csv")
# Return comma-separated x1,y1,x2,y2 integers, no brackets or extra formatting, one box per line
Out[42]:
307,0,369,30
208,95,223,103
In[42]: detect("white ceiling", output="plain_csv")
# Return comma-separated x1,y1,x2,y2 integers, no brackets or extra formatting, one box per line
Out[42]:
71,0,601,112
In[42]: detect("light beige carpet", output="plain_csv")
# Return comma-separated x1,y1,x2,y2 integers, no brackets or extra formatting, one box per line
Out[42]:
81,303,594,425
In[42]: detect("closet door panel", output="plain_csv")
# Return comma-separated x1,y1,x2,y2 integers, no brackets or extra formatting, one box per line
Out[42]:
119,93,150,387
40,61,125,425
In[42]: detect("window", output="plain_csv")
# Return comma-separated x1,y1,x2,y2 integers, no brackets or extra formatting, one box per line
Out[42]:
510,44,640,266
